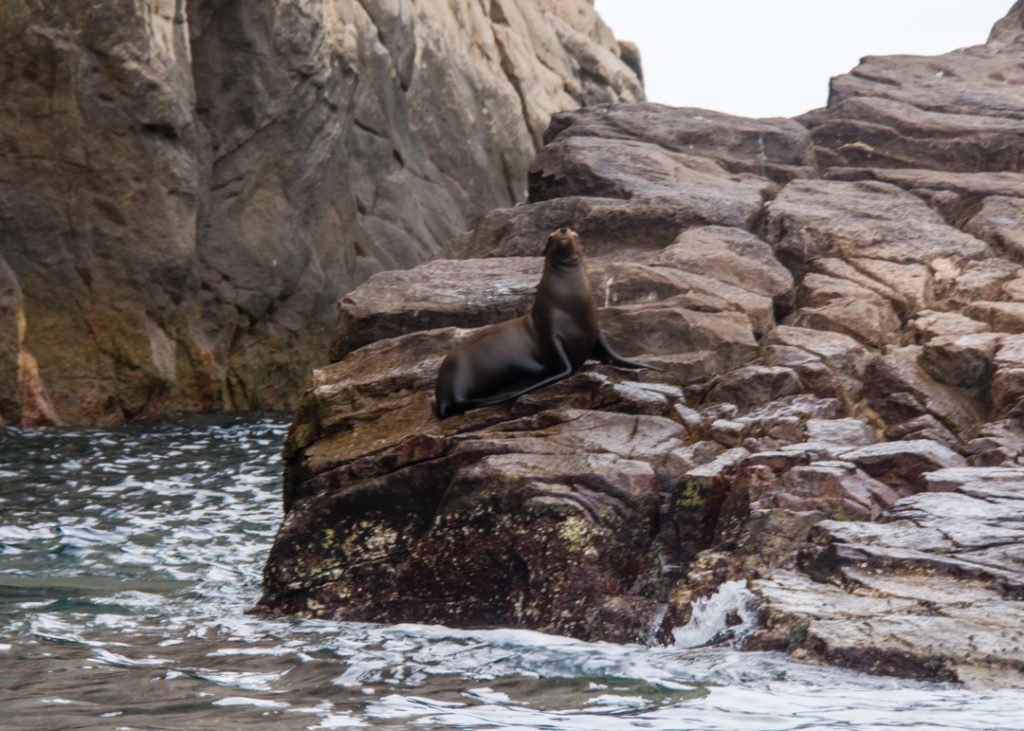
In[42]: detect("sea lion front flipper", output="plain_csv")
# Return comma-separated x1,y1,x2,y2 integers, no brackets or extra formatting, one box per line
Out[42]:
592,330,662,371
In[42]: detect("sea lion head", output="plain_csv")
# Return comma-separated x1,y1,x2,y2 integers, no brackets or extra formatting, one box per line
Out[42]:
543,227,582,264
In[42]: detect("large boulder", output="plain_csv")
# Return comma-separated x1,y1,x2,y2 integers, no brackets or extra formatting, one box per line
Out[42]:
0,0,642,424
259,2,1024,689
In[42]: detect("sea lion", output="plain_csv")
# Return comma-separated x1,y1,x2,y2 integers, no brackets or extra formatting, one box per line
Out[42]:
433,227,657,419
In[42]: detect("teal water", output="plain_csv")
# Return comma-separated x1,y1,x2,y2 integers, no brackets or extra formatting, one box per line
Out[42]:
1,415,1022,730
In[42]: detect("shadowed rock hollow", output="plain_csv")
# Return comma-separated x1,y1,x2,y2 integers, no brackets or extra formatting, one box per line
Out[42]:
0,0,641,426
258,2,1024,689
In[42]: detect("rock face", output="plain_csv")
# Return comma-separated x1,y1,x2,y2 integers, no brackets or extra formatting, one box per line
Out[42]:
0,0,641,425
263,5,1024,687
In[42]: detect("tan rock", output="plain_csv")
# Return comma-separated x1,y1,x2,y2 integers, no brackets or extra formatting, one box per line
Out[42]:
528,136,774,230
964,301,1024,332
0,0,642,424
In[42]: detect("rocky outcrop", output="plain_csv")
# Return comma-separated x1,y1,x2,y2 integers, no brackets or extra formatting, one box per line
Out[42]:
0,0,641,425
259,4,1024,687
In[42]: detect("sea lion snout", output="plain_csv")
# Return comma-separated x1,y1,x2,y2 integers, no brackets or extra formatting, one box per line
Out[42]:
544,227,580,258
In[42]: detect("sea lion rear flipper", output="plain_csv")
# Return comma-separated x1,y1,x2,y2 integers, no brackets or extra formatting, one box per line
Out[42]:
592,330,661,371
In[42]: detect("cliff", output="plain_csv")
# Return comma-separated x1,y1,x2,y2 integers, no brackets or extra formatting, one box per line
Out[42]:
0,0,641,425
257,3,1024,688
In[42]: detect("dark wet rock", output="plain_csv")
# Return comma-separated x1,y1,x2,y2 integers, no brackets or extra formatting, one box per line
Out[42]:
263,378,710,642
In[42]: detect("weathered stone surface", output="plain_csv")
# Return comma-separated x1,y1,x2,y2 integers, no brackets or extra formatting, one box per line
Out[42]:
918,332,1001,390
865,347,985,445
750,465,1024,689
332,258,540,359
655,226,794,309
443,196,705,259
804,24,1024,173
824,167,1024,241
838,439,966,495
964,419,1024,466
906,310,990,343
598,302,757,365
541,102,817,182
940,258,1024,307
965,195,1024,260
334,223,789,361
528,136,775,230
761,325,871,403
261,2,1024,690
964,300,1024,332
0,0,642,424
765,179,990,275
804,418,878,448
704,366,802,410
785,272,901,347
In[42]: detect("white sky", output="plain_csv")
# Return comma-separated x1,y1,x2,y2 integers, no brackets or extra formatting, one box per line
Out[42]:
594,0,1014,118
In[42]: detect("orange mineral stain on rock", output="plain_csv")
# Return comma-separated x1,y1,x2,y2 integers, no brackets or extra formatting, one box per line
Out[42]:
17,349,60,427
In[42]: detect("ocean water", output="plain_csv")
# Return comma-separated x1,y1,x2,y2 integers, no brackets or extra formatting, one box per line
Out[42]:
1,414,1022,730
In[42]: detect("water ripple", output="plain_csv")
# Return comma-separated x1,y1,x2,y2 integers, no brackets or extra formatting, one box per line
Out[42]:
2,414,1023,730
